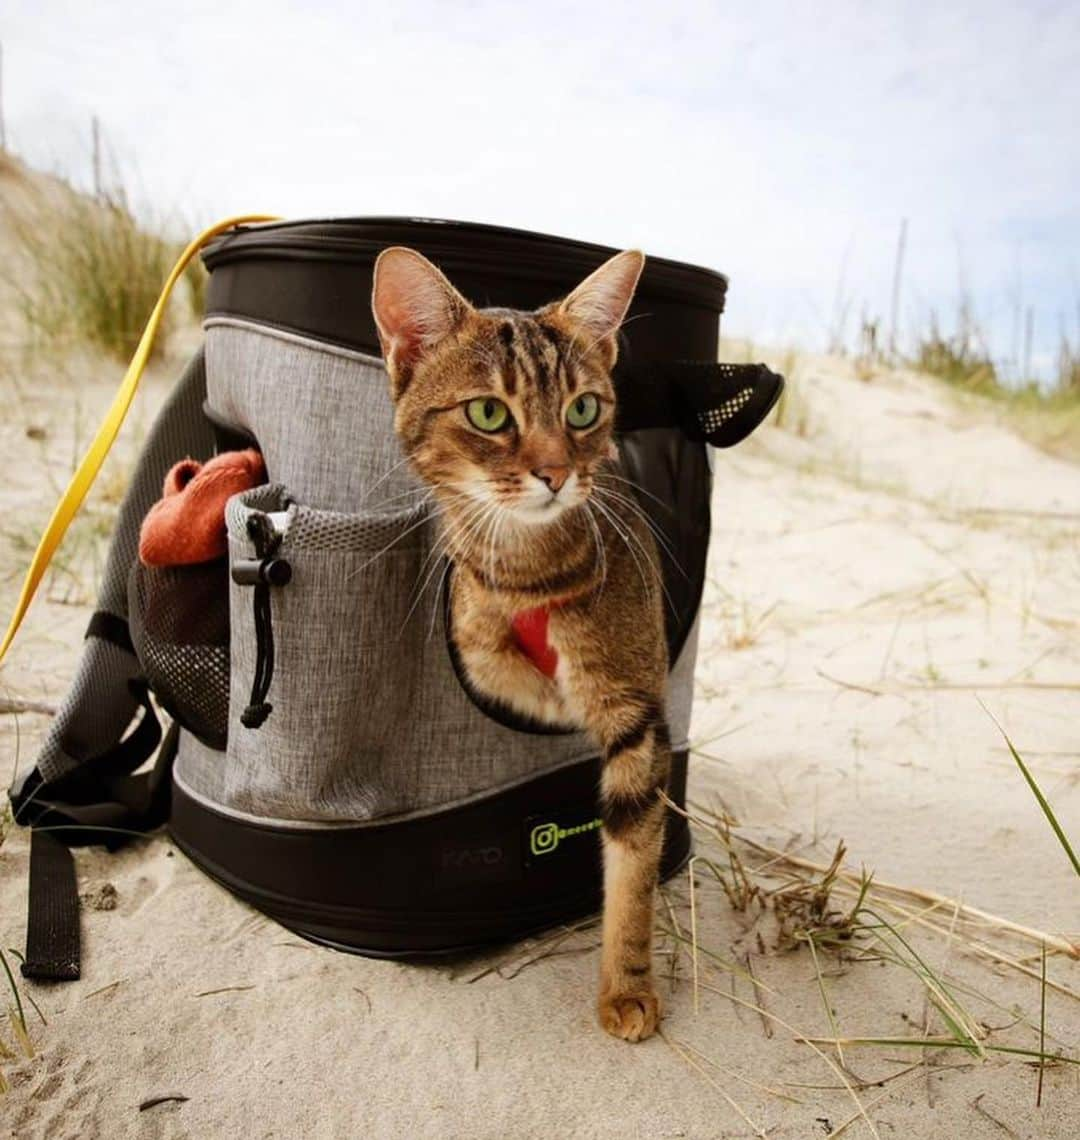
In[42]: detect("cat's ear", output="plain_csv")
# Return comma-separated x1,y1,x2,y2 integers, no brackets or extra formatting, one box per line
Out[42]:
372,247,471,391
558,250,645,364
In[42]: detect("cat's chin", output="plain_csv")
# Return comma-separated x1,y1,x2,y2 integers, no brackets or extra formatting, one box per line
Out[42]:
506,498,575,527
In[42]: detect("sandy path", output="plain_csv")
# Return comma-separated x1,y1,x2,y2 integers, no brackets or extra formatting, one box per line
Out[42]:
1,354,1077,1139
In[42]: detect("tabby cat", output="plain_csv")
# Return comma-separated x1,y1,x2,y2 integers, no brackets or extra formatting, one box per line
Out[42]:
372,247,671,1042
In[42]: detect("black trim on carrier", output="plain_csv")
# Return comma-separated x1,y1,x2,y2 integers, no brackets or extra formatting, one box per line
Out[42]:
203,217,727,322
170,750,691,957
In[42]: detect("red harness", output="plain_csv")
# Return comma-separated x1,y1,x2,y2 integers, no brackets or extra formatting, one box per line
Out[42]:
510,605,562,679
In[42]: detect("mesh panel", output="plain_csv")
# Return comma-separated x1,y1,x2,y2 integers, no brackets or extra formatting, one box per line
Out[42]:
35,350,217,782
223,487,431,557
33,639,146,784
695,385,752,435
286,502,430,554
128,559,230,749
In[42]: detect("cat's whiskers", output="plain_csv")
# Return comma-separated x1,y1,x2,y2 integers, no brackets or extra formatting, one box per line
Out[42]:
451,498,502,576
343,499,444,582
365,484,436,512
566,311,652,370
405,487,482,597
595,468,676,516
358,451,422,504
422,490,502,640
588,494,678,619
427,556,455,641
597,495,682,618
398,494,492,639
417,494,495,619
590,482,687,579
585,495,653,600
344,483,472,588
582,501,609,602
434,494,495,566
482,500,507,588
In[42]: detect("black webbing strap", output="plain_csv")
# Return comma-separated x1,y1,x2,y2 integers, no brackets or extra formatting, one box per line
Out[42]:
616,360,785,446
22,832,81,980
11,692,177,981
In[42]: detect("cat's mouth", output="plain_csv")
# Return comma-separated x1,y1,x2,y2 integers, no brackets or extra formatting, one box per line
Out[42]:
511,495,573,525
510,471,589,525
455,470,588,527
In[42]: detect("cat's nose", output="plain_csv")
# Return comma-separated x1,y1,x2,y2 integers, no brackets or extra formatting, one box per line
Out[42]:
533,465,570,493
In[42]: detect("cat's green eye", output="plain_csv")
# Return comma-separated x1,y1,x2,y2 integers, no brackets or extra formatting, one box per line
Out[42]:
566,393,600,430
466,397,511,433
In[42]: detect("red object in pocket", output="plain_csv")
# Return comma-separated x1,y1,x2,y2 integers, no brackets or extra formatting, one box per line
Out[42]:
139,449,266,567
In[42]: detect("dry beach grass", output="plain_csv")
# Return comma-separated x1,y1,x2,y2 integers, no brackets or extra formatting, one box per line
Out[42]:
0,158,1077,1138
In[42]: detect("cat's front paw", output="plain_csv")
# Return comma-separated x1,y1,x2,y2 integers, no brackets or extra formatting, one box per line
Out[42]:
598,987,661,1042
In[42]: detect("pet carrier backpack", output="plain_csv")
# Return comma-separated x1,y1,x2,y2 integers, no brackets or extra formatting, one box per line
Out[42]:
4,217,783,980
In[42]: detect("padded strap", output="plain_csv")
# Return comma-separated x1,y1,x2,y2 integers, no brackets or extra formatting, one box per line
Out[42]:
12,718,178,982
617,360,784,447
22,832,81,981
84,683,164,789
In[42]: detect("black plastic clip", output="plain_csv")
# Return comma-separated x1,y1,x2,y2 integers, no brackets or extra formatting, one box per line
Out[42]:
231,557,292,587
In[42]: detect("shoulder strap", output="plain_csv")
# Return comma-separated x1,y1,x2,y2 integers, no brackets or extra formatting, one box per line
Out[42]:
3,215,280,983
14,718,179,980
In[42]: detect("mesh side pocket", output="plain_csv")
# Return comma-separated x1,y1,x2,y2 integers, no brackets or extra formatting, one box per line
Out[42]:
129,559,230,749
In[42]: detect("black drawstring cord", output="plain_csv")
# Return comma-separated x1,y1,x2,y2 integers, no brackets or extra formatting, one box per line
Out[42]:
235,512,290,729
241,578,275,728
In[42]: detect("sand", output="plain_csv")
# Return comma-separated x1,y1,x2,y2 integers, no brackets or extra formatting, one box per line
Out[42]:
1,347,1078,1139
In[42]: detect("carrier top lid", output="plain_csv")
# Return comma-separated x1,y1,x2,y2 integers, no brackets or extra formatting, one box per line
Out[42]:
203,216,727,308
202,217,727,363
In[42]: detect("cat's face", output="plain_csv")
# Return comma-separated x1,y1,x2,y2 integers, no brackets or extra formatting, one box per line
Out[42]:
372,248,644,527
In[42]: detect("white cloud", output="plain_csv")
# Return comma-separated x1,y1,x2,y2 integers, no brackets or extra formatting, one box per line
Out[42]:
4,0,1078,374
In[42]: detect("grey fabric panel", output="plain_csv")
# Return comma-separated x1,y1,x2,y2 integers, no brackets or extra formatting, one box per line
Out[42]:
177,609,703,829
205,320,421,513
34,351,215,782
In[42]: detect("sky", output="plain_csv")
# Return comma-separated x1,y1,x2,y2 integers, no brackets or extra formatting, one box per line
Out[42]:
4,0,1079,378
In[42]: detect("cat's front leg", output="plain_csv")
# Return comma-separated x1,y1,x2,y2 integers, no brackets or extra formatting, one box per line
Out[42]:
459,640,569,723
449,569,570,722
593,694,671,1042
454,618,569,725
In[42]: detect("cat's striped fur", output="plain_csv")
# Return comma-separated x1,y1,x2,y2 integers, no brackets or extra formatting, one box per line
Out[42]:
372,247,670,1041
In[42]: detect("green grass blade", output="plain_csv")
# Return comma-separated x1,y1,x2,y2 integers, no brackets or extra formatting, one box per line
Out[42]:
799,1036,1079,1066
0,951,26,1037
981,702,1080,877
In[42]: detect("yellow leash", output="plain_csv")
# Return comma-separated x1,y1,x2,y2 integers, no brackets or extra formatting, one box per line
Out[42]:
0,213,281,666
